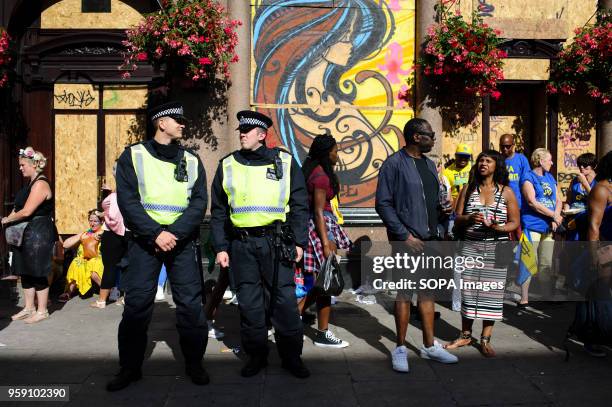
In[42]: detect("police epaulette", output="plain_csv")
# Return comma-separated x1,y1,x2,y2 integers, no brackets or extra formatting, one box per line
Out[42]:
124,141,144,149
219,151,236,162
180,145,199,158
273,146,291,154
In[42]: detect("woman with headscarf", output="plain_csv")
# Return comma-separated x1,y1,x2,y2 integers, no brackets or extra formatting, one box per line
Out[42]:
2,147,54,323
299,135,352,348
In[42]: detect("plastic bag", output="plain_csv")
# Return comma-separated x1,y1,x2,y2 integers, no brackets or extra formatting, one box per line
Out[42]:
314,255,344,296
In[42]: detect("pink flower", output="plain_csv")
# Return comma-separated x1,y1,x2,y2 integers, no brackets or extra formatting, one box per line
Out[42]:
377,42,412,84
491,90,501,100
198,57,213,66
136,52,148,62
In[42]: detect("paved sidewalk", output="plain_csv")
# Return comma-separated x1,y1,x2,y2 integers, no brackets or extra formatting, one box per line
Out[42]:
0,285,611,407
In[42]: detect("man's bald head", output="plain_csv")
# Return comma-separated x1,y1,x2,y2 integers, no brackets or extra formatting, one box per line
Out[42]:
499,134,516,158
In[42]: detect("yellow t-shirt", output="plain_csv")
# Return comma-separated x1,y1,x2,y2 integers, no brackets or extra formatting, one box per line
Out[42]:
443,162,472,200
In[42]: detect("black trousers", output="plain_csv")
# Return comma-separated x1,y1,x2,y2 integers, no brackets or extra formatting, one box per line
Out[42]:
229,235,303,359
100,230,127,289
118,237,208,371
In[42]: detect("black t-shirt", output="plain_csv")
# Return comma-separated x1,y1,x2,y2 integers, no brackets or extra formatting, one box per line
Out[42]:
412,156,439,236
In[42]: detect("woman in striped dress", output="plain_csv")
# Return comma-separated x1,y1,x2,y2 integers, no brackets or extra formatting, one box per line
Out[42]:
446,150,520,357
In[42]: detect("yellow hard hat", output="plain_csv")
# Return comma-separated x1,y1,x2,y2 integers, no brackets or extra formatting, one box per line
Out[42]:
455,144,472,156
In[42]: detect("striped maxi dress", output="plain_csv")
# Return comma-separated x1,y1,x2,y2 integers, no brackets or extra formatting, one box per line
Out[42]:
459,185,510,321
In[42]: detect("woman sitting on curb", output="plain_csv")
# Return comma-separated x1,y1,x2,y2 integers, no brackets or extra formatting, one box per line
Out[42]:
59,210,104,302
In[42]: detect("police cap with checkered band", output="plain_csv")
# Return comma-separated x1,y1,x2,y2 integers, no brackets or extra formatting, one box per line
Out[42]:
236,110,273,133
148,101,188,123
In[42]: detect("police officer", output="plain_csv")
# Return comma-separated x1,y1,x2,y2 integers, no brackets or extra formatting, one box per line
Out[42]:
210,111,310,378
106,102,209,391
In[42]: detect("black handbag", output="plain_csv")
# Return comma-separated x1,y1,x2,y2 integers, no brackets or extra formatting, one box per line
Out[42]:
314,254,344,296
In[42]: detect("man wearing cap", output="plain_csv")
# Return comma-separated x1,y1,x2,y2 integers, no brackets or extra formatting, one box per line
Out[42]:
443,144,473,208
107,101,209,391
210,110,310,378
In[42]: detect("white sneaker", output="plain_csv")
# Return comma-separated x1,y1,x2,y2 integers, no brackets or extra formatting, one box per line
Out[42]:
391,345,409,372
420,341,459,364
207,320,225,339
222,289,233,300
155,286,166,302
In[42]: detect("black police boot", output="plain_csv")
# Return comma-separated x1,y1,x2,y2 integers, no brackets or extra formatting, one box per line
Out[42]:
276,333,310,378
186,363,210,385
106,368,142,392
241,353,268,377
281,356,310,378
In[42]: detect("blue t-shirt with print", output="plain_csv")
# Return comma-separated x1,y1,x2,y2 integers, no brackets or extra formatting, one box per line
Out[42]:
521,170,557,233
567,176,596,210
505,153,530,210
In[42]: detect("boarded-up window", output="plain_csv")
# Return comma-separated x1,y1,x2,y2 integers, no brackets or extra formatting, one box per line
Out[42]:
82,0,111,13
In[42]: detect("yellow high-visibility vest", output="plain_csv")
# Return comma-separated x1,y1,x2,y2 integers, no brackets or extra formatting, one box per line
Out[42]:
131,144,198,225
222,151,292,227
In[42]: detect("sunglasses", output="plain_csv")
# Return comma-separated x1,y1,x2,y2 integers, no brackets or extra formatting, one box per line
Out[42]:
500,144,514,149
418,131,436,139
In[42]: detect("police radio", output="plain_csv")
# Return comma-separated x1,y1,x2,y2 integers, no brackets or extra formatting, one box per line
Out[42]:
175,156,188,182
273,155,283,180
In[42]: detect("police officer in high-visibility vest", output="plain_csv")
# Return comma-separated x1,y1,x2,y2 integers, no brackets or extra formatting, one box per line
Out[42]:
210,110,310,378
107,102,209,391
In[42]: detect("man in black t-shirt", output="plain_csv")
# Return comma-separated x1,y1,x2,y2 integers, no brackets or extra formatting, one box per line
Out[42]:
376,118,459,374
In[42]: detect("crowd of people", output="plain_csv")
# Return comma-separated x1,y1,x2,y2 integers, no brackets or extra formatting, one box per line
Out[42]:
1,104,610,390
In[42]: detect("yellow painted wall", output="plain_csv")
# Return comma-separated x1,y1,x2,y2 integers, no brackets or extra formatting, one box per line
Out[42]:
41,0,144,29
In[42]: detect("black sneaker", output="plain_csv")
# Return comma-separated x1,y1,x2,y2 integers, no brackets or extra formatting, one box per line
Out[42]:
186,364,210,385
240,354,268,377
281,357,310,378
313,329,349,348
106,368,142,392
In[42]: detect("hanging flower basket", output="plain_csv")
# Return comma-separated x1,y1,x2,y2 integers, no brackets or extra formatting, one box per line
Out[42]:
417,1,506,100
0,27,11,88
120,0,242,83
547,9,611,104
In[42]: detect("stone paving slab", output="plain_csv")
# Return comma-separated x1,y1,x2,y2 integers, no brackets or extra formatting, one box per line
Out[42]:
1,287,611,406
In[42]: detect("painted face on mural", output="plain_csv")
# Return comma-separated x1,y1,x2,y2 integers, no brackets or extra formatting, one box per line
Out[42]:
252,1,398,206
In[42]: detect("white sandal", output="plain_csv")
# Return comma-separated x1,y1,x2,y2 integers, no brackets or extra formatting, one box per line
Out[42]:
11,308,35,321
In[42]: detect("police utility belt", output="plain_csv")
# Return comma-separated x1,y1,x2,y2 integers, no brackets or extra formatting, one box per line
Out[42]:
231,222,297,264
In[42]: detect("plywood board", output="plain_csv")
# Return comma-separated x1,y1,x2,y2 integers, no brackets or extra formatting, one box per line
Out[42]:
104,114,146,191
503,59,550,81
103,85,148,110
54,84,99,110
55,114,98,234
42,0,144,29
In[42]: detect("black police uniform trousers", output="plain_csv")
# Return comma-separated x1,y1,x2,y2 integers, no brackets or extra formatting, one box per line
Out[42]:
118,236,208,371
229,234,303,360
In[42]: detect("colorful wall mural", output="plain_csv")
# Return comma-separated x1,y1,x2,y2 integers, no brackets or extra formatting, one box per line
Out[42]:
251,0,416,207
